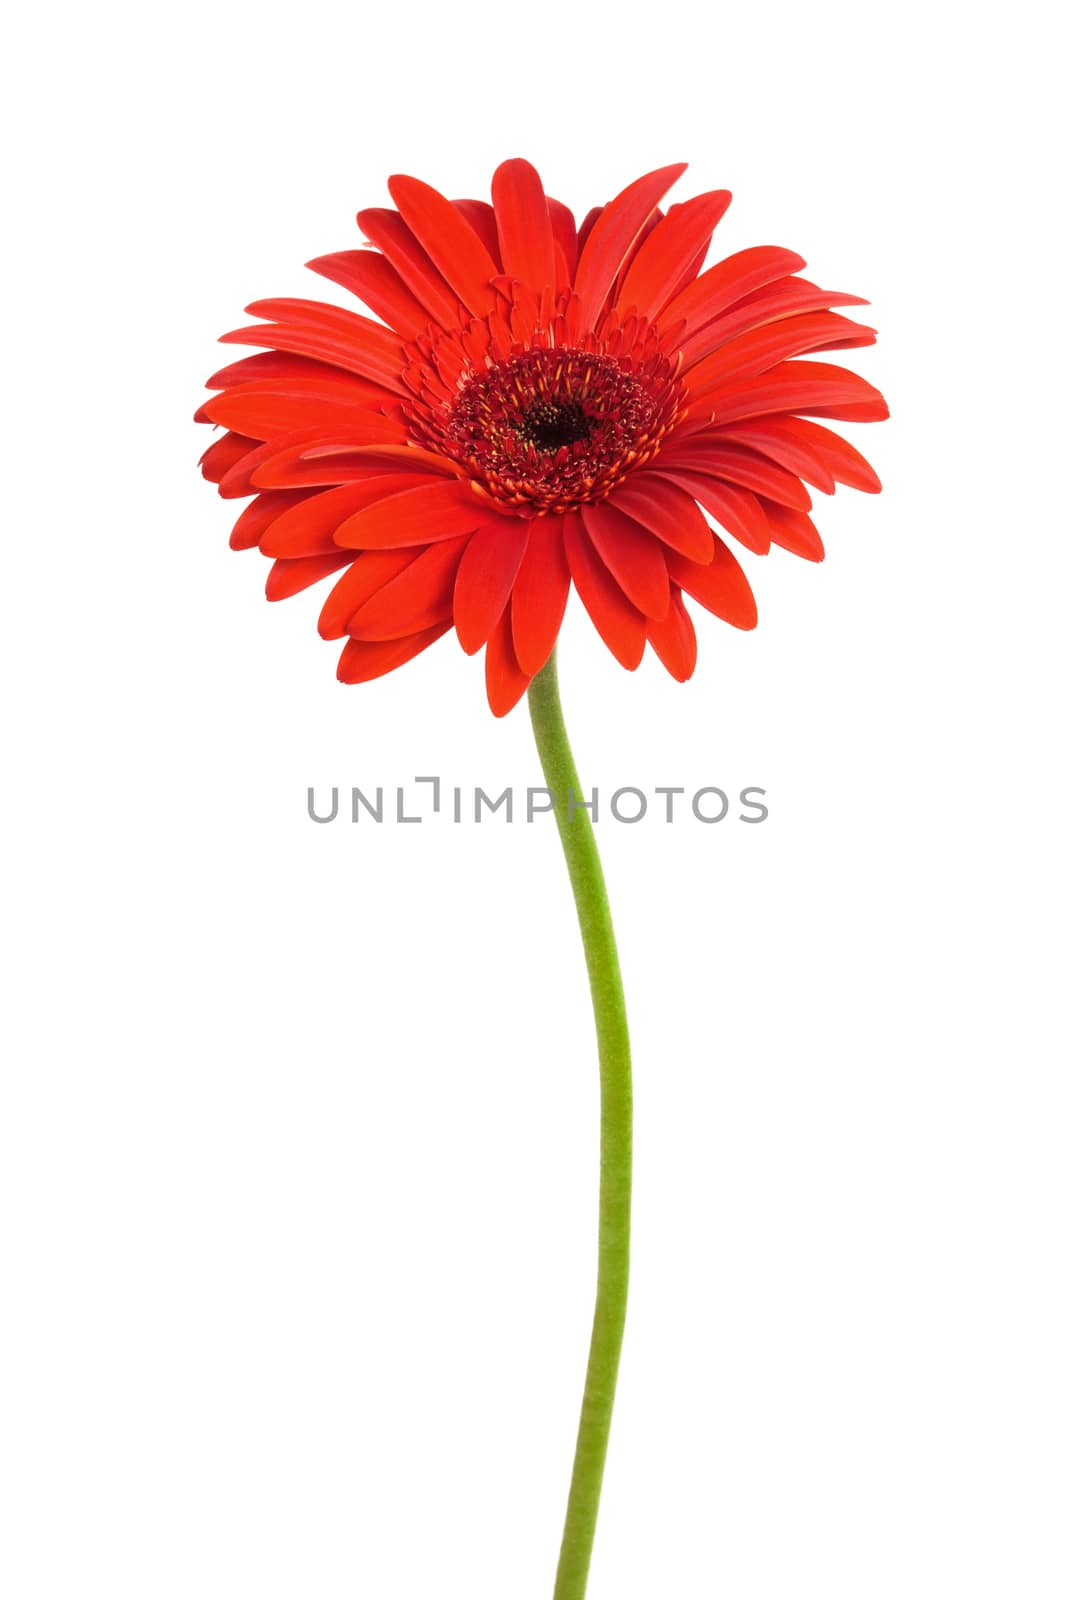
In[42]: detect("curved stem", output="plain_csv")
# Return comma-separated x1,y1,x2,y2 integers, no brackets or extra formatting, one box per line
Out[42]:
527,648,633,1600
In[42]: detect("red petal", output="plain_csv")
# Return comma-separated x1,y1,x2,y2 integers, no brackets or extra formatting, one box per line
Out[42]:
387,175,498,316
573,164,688,329
260,476,438,558
748,417,882,492
358,207,463,329
453,519,530,653
206,351,345,390
319,550,421,639
486,606,531,717
672,229,716,297
200,366,389,414
336,624,451,684
251,439,458,490
229,489,317,551
709,418,838,494
678,277,871,367
616,190,731,324
580,501,671,619
510,519,570,678
265,552,353,600
576,206,603,258
219,323,406,395
693,360,890,426
732,274,869,314
201,385,408,443
797,400,889,423
759,502,825,561
244,299,405,374
647,470,772,555
665,246,807,337
547,198,578,289
666,539,758,630
647,588,698,681
200,431,256,484
562,514,646,668
247,296,404,349
452,198,502,269
306,250,430,341
684,311,877,395
653,440,811,511
218,432,323,499
625,206,664,276
606,477,715,562
491,158,556,294
348,536,469,640
334,479,493,549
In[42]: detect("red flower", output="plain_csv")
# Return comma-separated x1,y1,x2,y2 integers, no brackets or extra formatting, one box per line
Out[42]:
199,160,886,714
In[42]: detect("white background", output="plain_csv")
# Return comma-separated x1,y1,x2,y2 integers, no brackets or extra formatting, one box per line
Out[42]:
2,2,1064,1596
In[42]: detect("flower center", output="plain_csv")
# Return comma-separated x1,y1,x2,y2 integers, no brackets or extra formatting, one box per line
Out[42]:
401,295,685,515
520,398,593,452
441,348,664,513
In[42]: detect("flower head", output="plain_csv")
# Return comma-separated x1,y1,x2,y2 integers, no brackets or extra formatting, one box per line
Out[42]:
199,160,886,714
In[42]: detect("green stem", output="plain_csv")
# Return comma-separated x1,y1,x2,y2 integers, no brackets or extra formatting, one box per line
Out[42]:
527,648,633,1600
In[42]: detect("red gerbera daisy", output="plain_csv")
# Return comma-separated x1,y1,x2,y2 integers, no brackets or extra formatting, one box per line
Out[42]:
199,159,887,714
